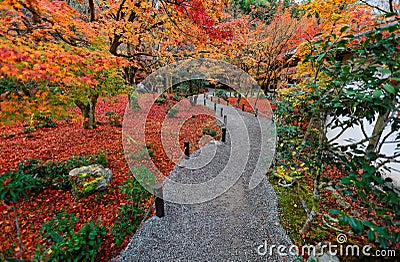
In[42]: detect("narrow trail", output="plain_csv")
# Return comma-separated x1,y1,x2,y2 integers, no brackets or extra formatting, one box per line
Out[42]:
114,93,295,262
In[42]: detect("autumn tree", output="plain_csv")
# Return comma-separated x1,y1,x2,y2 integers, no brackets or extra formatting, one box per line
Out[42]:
0,0,128,128
219,2,318,93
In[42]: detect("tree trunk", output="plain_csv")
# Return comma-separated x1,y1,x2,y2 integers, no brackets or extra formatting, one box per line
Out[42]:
300,169,321,235
88,0,95,22
302,112,326,147
75,94,99,129
367,109,390,154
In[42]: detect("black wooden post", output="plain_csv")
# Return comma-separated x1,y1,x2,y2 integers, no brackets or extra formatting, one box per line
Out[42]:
184,141,190,157
255,108,258,117
242,104,245,111
154,184,165,218
211,97,213,102
204,98,206,105
223,115,227,125
226,100,229,106
222,127,226,142
220,108,223,117
214,102,217,111
218,97,220,104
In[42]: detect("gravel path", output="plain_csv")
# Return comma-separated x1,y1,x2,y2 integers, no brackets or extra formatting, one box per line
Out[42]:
114,93,295,262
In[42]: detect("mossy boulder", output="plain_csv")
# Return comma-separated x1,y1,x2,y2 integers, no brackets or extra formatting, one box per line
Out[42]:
68,164,113,199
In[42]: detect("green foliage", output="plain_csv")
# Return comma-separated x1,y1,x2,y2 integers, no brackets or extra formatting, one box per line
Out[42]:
132,165,156,190
38,211,106,262
166,105,179,118
214,89,227,99
147,149,154,157
170,94,182,102
128,92,141,112
0,153,109,203
111,174,151,247
155,97,166,105
274,21,400,248
0,78,20,95
31,111,57,128
69,173,104,199
231,0,270,13
0,170,39,204
23,126,36,134
176,80,207,97
202,128,217,137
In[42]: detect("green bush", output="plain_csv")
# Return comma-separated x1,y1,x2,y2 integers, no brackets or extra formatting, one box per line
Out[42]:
202,128,217,137
32,111,57,128
147,149,154,157
111,173,151,247
0,153,109,198
38,211,106,262
214,89,227,99
170,94,182,102
155,97,166,105
0,170,40,204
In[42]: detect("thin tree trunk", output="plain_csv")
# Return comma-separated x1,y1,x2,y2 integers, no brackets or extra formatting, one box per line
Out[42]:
367,109,390,154
88,0,95,22
300,169,322,235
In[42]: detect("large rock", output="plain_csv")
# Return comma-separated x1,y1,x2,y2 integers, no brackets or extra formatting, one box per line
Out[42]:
68,164,113,198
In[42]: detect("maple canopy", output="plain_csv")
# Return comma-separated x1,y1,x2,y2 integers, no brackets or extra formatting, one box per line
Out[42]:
0,0,392,127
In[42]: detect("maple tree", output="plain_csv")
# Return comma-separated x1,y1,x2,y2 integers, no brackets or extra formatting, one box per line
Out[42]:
0,0,245,128
0,0,128,128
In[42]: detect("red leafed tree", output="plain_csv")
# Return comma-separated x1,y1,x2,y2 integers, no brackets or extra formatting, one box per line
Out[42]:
0,0,128,128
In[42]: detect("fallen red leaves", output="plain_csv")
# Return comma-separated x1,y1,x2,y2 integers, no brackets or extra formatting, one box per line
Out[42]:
0,94,221,260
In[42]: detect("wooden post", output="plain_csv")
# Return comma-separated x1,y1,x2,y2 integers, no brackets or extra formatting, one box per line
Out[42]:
211,97,213,102
220,108,223,117
218,97,220,104
184,141,190,157
222,127,226,142
255,108,258,117
242,104,245,111
154,184,165,218
214,102,217,111
204,98,206,106
223,115,227,125
227,100,229,106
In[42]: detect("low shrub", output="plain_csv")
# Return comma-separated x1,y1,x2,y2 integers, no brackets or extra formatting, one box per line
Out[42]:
111,173,152,247
202,128,217,137
37,211,106,262
0,153,109,196
155,97,166,105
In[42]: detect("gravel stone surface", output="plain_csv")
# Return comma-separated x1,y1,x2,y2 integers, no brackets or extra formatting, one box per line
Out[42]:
114,93,295,262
